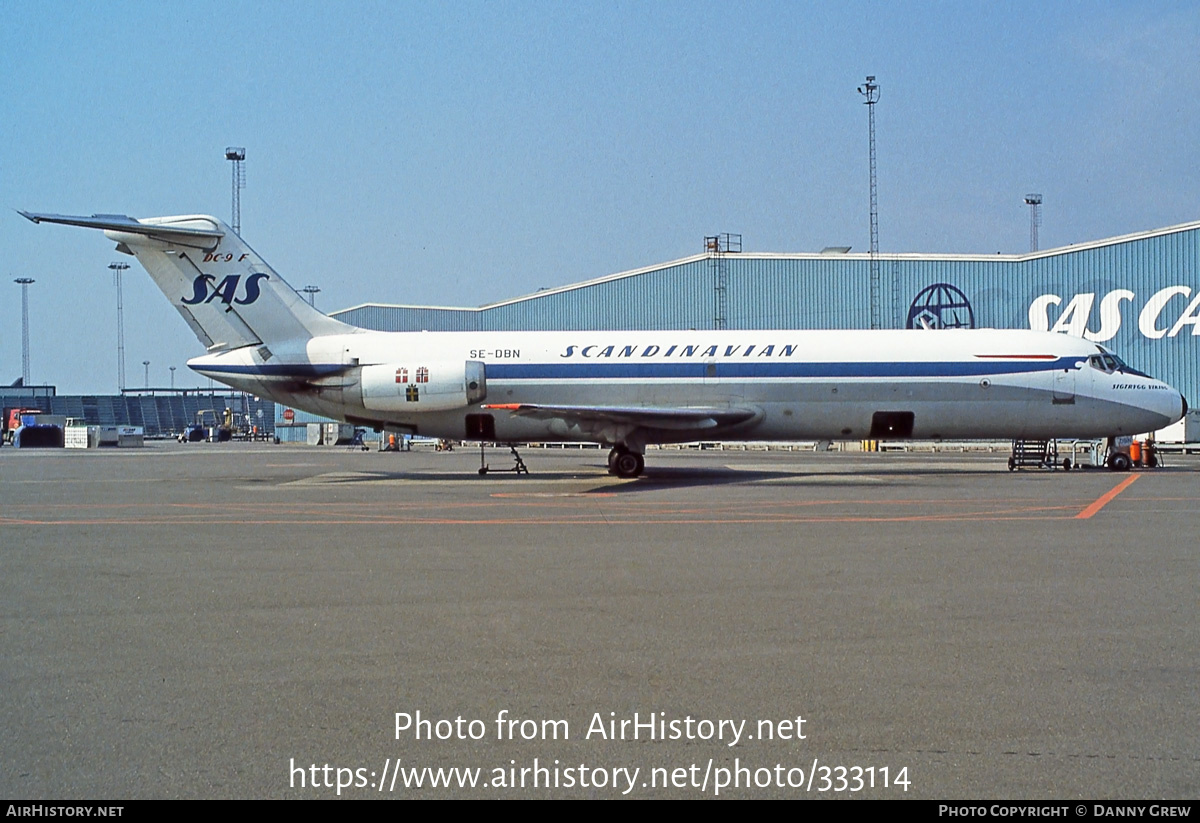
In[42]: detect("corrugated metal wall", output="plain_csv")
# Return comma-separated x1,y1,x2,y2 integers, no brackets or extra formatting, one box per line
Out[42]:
332,222,1200,402
1,392,275,437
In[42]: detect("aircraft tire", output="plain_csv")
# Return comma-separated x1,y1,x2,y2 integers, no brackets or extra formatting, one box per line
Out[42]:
1109,453,1132,472
612,452,642,479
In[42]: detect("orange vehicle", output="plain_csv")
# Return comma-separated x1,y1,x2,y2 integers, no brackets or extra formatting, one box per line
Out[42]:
3,408,43,444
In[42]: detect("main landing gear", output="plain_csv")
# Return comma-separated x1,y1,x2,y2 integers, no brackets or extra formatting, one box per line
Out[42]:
607,446,645,478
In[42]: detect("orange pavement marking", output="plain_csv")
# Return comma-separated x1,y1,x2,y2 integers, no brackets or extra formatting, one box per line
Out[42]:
1075,474,1140,520
2,488,1154,526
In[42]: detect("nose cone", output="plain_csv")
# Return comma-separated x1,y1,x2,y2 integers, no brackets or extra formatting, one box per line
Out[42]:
1152,383,1189,430
1168,385,1187,426
1116,378,1188,435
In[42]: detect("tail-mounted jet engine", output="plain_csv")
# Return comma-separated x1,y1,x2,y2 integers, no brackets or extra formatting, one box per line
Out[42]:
360,360,487,412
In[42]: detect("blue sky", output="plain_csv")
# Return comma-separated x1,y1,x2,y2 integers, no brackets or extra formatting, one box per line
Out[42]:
3,1,1197,394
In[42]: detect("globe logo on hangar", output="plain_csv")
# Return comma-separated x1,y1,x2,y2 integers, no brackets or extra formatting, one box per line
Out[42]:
906,283,976,329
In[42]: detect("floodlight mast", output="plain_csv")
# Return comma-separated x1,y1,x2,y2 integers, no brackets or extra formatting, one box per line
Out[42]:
1024,193,1042,252
857,76,880,330
14,277,35,384
109,261,129,391
225,147,246,235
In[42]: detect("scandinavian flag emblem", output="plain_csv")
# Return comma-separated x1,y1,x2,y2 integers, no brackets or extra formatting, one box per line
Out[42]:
397,366,428,400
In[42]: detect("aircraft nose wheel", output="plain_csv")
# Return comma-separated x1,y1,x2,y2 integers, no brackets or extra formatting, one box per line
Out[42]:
608,448,644,478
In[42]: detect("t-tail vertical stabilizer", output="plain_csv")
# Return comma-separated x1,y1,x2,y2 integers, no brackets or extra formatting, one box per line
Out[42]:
18,211,356,352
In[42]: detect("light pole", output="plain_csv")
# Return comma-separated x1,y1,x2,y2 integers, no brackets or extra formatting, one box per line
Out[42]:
109,262,129,391
14,278,35,385
225,147,246,235
169,366,176,389
1024,194,1042,252
301,285,320,307
143,360,150,388
857,75,881,329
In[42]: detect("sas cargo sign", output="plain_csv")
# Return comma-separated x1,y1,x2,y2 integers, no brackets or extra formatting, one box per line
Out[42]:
1029,286,1200,342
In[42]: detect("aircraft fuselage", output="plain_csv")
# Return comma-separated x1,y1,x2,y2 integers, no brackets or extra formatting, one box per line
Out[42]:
21,210,1186,477
188,327,1184,446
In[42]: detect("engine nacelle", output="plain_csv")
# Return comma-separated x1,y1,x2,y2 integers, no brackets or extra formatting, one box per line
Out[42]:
360,360,487,412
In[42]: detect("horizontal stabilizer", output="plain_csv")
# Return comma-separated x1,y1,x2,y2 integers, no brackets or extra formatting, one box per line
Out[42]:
18,211,223,249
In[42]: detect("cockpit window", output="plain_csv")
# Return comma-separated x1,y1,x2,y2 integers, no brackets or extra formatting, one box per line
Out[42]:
1120,360,1150,378
1088,353,1150,378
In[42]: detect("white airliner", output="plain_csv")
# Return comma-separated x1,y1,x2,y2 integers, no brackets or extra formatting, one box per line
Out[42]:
21,211,1187,476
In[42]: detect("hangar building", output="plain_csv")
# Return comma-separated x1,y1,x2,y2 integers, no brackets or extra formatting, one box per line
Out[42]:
331,220,1200,407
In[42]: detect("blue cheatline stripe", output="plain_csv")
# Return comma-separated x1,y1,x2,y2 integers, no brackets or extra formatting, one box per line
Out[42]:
488,359,1080,380
192,358,1081,380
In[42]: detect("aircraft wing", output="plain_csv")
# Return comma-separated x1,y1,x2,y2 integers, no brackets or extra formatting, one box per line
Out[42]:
483,403,759,431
